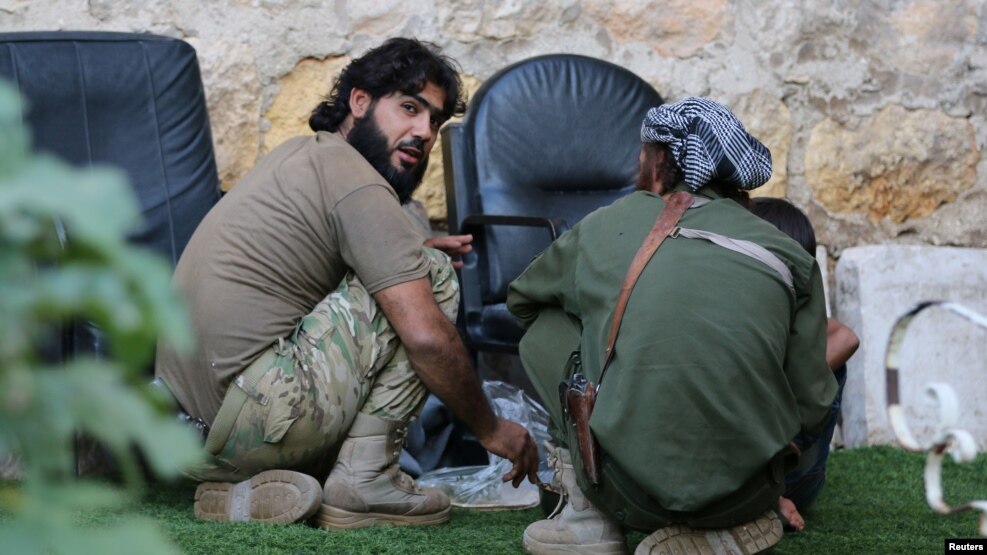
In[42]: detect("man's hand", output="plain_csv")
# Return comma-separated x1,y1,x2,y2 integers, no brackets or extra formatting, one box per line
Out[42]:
374,277,537,488
476,417,540,487
424,234,473,269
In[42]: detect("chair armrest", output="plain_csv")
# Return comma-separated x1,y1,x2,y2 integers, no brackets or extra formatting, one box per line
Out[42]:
461,214,568,241
455,214,567,355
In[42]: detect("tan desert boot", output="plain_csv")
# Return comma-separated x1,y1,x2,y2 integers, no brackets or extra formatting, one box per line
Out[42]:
523,445,627,554
316,412,450,529
634,510,783,555
194,469,321,524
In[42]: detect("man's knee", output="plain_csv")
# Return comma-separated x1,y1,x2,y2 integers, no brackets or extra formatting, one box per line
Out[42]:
517,308,581,430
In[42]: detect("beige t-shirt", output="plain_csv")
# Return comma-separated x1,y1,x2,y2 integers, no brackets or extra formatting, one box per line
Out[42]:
156,132,429,423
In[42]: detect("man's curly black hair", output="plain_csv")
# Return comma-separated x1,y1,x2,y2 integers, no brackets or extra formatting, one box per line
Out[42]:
309,38,467,133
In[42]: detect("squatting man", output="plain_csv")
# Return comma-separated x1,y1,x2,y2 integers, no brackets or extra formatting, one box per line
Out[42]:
508,97,839,555
155,38,539,528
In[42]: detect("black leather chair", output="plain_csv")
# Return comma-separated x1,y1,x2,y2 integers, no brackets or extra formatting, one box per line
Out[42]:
0,31,221,367
442,54,663,355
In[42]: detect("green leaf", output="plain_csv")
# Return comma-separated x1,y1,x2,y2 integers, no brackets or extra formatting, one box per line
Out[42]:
0,83,27,177
0,79,201,555
0,159,139,247
44,361,203,478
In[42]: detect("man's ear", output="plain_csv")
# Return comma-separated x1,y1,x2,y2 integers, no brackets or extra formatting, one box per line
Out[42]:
349,88,373,119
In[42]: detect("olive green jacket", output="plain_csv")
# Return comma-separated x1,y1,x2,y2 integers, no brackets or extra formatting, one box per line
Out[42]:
507,188,837,513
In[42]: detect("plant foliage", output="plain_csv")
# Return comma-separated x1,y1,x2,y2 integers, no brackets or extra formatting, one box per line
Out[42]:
0,81,201,554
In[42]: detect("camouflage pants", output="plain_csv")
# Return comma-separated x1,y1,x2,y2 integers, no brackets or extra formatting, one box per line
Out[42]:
186,248,459,482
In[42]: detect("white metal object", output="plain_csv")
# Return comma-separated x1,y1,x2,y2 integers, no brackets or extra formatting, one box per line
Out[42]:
885,301,987,535
815,245,830,318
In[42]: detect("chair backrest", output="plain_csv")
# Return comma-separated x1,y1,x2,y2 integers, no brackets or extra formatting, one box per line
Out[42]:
443,54,663,351
0,31,220,265
0,31,221,363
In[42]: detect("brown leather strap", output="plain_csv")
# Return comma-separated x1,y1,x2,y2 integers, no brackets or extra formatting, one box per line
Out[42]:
598,191,693,388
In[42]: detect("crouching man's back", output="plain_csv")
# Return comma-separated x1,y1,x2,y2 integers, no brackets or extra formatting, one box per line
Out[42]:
507,97,837,555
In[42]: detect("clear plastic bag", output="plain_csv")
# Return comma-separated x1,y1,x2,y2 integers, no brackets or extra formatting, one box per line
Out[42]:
416,380,554,509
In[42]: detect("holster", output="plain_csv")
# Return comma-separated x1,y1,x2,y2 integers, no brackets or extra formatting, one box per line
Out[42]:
559,352,602,485
556,193,694,488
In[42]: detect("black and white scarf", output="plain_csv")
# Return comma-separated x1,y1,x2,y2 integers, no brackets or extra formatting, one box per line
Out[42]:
640,96,772,191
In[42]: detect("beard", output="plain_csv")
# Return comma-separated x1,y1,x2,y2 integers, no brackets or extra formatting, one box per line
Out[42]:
346,108,429,205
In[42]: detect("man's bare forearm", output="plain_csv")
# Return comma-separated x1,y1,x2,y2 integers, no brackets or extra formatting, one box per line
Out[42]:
375,277,540,485
373,277,497,439
403,317,498,439
826,318,860,370
400,317,539,486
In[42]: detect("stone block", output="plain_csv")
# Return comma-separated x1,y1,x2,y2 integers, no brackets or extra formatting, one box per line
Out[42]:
835,245,987,448
735,89,793,199
584,0,728,58
806,106,978,223
263,55,350,154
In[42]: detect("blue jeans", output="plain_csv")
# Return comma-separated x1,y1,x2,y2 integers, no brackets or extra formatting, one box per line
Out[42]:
783,365,847,511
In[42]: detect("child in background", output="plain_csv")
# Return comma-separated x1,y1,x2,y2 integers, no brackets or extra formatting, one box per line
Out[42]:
751,198,860,531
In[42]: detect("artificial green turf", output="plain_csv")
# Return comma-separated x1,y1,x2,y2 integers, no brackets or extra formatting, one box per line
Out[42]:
127,446,987,554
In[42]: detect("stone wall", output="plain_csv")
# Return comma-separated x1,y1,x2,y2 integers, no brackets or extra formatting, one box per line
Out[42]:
5,0,984,250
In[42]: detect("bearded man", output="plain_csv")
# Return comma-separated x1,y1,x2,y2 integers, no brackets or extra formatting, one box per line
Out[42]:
508,97,837,555
155,38,538,528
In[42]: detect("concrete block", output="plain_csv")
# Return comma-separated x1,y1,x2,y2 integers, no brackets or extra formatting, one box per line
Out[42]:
834,245,987,448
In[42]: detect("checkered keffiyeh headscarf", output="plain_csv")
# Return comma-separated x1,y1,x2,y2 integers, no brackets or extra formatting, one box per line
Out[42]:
640,97,772,191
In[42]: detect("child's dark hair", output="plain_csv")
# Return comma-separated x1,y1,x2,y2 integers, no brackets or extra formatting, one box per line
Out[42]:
751,197,816,254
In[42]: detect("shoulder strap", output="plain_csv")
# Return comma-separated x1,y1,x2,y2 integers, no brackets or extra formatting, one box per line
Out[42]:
598,191,693,389
674,227,794,290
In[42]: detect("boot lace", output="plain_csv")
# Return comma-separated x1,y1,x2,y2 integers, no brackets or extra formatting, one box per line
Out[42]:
390,424,422,493
545,447,567,519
